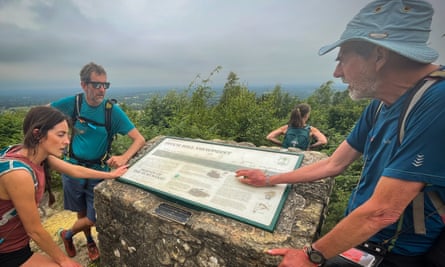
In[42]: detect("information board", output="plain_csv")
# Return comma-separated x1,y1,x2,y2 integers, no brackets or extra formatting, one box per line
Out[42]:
118,137,304,231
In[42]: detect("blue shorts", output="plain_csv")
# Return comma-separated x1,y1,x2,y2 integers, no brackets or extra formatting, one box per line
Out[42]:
0,244,33,267
62,174,103,223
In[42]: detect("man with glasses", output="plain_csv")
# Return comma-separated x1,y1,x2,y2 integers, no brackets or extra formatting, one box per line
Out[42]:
50,62,145,261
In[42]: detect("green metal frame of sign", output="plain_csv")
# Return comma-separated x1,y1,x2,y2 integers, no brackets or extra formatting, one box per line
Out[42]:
118,136,304,232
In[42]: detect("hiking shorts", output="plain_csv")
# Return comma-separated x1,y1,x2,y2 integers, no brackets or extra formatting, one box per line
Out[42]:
0,244,33,267
62,174,103,223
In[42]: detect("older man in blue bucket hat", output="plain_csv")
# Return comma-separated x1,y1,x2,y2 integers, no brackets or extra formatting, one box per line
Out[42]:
235,1,445,266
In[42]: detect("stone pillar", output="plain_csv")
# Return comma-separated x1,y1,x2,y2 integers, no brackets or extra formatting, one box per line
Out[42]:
95,137,333,267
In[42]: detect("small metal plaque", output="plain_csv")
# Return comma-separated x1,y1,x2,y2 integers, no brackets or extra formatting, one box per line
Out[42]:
155,203,192,225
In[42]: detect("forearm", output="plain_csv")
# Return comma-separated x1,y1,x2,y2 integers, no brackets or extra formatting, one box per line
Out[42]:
310,141,325,148
271,141,356,184
28,226,71,264
69,165,116,179
121,138,145,162
237,141,358,187
312,177,421,259
267,137,282,146
269,157,341,184
313,207,388,259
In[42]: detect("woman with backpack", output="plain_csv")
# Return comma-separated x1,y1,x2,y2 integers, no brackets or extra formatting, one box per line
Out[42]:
0,106,128,267
266,103,328,150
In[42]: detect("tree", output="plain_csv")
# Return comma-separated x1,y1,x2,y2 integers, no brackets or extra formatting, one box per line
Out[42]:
259,85,300,119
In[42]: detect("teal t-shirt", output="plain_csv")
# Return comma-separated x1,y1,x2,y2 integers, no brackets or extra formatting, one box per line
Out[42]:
51,94,135,163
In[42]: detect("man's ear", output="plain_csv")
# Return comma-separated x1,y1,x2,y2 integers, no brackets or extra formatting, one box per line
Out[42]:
374,46,389,71
80,81,88,90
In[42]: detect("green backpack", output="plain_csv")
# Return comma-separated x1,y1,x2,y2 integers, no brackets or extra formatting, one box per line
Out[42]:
282,125,310,150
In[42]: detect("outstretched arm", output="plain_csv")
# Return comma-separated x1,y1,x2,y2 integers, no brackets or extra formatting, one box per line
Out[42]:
236,140,359,186
47,155,128,179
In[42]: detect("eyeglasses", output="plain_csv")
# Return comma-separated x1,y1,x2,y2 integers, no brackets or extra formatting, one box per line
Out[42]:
87,81,111,89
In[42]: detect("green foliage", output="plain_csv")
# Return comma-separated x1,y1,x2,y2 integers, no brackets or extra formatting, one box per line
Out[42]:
214,73,278,144
260,84,300,120
166,81,218,139
0,109,27,149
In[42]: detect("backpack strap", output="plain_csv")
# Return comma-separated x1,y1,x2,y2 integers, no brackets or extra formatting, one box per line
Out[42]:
68,93,116,166
67,93,83,160
104,99,116,162
0,150,38,237
398,78,437,144
73,93,106,127
412,193,426,235
399,69,445,235
412,191,445,235
0,159,37,189
74,92,82,121
373,69,445,236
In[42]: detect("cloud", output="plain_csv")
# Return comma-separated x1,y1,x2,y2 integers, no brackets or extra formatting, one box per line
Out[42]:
0,0,444,89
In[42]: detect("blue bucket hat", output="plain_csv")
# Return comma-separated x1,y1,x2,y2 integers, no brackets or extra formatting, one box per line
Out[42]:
318,0,439,63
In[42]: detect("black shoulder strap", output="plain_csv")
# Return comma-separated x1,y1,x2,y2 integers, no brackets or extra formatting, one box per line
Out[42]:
67,93,83,159
104,99,116,159
105,98,116,133
73,93,83,121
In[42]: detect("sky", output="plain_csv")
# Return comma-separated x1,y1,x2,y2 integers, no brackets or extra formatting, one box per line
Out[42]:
0,0,444,91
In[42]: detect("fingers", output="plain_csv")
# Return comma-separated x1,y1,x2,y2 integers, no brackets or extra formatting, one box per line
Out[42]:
267,248,290,256
235,169,267,187
235,169,250,177
235,169,260,177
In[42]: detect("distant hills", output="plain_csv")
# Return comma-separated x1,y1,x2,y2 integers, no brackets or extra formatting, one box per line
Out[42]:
0,83,345,110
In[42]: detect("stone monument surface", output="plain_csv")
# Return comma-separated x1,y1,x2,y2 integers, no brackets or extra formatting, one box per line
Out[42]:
95,136,333,267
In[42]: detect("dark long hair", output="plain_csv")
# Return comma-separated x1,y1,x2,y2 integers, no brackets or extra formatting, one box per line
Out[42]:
23,106,70,205
288,103,311,128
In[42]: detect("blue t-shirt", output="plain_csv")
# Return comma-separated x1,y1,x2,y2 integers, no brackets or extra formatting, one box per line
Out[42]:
51,94,135,168
346,78,445,255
